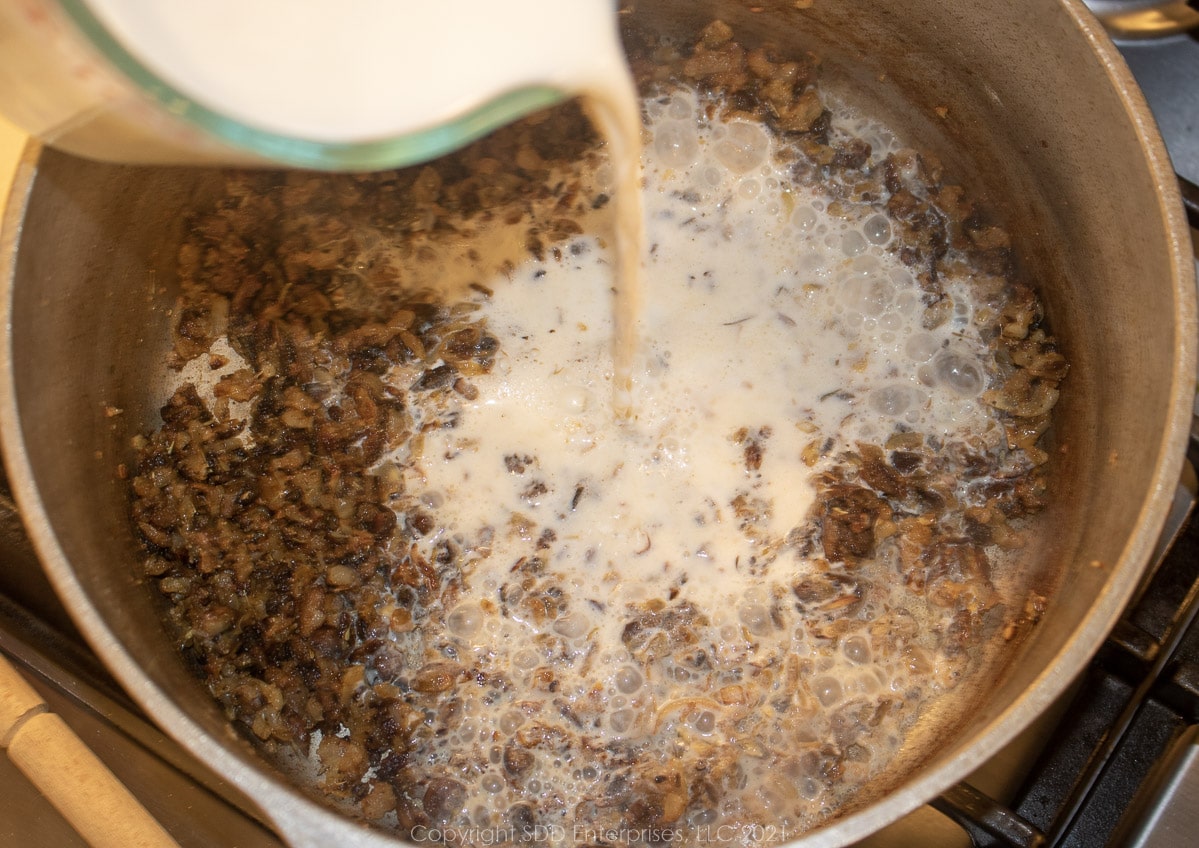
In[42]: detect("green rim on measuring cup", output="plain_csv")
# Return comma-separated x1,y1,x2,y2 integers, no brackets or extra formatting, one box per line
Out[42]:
58,0,568,171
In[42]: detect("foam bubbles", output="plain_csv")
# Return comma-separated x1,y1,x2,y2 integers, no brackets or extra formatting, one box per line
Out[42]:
653,121,701,169
864,214,892,245
614,666,643,694
934,351,985,397
552,610,590,639
738,179,761,200
904,333,940,362
667,94,693,120
738,602,774,636
849,254,881,278
839,276,893,317
513,649,539,670
812,676,843,707
713,120,770,173
447,603,484,638
843,636,871,664
499,711,526,734
868,384,918,418
609,709,634,734
841,230,867,257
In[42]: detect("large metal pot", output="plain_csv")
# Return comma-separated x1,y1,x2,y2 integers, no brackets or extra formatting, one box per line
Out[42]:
1,1,1195,845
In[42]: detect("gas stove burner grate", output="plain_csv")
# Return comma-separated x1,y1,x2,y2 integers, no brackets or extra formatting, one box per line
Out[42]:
929,441,1199,848
1083,0,1199,39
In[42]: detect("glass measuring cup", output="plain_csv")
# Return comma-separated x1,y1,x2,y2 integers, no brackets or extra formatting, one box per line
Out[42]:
0,0,582,170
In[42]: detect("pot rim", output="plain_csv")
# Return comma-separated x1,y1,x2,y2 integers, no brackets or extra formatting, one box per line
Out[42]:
1,2,1195,845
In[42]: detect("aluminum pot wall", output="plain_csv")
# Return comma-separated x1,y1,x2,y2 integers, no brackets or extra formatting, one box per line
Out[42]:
1,1,1195,845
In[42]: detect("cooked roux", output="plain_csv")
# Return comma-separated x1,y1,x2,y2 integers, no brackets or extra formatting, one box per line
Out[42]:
130,23,1066,846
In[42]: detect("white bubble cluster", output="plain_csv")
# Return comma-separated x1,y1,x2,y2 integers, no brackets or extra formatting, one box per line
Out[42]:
644,89,1001,444
712,121,771,173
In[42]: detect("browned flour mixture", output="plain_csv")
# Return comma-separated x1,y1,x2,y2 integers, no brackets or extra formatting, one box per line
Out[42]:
127,20,1067,846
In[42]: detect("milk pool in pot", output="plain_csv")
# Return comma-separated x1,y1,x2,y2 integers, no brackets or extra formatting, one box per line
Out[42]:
417,87,1003,636
393,88,1013,833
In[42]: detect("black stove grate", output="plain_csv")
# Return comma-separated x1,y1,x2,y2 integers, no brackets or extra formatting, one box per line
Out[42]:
929,442,1199,848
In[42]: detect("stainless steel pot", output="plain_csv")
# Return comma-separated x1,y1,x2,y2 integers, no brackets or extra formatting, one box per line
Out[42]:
1,1,1194,845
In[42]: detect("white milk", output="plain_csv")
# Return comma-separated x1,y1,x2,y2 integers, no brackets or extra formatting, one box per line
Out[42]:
376,89,1008,835
82,0,634,143
406,90,1000,628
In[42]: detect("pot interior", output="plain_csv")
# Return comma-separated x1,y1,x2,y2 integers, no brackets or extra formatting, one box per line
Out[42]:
2,0,1193,844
